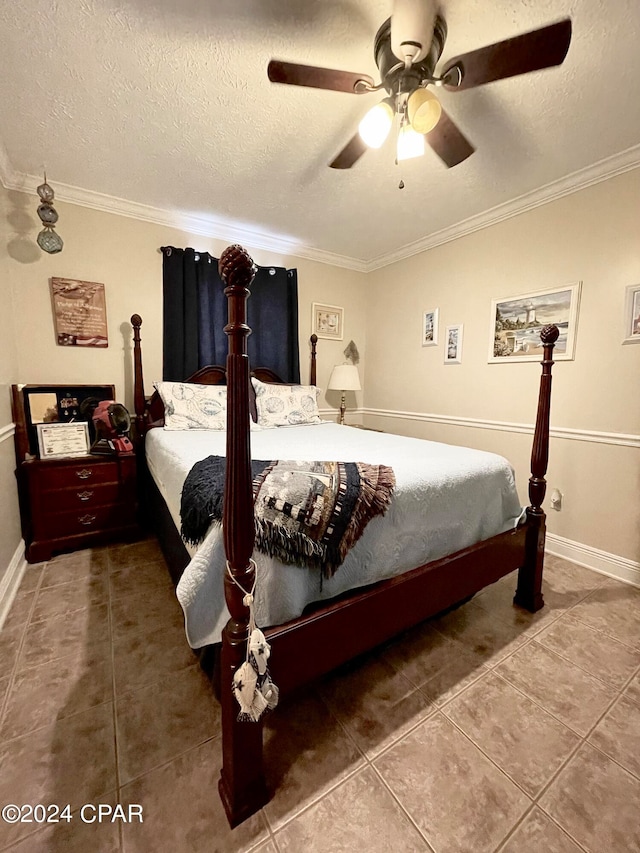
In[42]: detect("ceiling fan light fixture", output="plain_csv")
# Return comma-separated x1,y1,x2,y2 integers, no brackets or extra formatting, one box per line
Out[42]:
407,88,442,134
397,123,425,161
358,99,394,148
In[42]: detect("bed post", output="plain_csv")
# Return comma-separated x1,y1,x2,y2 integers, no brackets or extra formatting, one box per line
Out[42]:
131,314,146,438
310,333,318,386
217,245,268,826
514,324,559,613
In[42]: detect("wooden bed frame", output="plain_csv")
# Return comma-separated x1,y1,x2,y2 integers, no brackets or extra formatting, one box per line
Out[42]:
131,244,559,827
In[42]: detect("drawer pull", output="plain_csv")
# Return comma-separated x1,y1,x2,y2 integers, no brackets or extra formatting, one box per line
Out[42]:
77,490,94,501
78,514,97,526
76,469,93,480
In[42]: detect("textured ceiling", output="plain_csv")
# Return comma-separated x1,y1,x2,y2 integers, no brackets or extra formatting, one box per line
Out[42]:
1,0,639,266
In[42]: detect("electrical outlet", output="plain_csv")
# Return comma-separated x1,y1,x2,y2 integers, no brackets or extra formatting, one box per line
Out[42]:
550,488,563,511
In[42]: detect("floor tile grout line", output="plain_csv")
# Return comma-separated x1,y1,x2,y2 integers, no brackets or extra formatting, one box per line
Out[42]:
262,762,366,836
533,634,640,693
440,708,542,803
564,610,640,653
492,801,591,853
361,761,438,853
105,556,125,853
526,660,638,812
0,566,45,732
116,733,222,792
489,665,608,741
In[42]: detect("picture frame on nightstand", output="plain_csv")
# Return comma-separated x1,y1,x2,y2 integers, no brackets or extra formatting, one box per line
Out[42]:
36,422,90,459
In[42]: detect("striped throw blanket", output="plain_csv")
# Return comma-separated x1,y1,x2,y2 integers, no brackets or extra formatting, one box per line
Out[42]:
180,456,395,577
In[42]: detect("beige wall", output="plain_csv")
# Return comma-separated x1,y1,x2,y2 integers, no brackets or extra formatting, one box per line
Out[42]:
364,170,640,562
0,185,23,578
6,193,368,412
2,169,638,581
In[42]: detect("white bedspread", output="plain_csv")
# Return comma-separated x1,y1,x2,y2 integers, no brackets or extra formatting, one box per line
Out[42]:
145,423,524,647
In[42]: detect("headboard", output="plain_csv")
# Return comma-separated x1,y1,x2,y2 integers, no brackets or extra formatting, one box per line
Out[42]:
130,314,318,437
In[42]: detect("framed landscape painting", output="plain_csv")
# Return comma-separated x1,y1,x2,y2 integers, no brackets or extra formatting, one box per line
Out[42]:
489,283,581,363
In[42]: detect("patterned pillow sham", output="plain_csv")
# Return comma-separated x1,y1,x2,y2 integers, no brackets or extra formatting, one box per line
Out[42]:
251,378,322,427
154,381,227,430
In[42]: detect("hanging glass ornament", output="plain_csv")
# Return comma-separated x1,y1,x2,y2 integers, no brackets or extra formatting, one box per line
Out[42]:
36,174,63,254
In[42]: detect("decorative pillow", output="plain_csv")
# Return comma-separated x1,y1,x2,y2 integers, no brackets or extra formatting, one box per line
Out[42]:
251,378,322,427
154,381,227,430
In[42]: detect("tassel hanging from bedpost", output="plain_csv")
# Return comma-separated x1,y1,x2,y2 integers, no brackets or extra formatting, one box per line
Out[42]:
217,245,270,827
515,323,559,613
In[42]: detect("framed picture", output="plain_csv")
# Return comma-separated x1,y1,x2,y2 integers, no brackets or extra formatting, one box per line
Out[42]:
312,303,343,340
50,278,108,347
444,324,463,364
489,283,581,363
422,308,439,347
623,284,640,344
37,422,90,459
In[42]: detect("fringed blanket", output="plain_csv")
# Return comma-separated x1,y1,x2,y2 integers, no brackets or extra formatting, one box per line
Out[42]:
180,456,395,577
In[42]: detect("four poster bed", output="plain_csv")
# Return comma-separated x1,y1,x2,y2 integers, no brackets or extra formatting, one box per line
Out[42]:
130,244,559,827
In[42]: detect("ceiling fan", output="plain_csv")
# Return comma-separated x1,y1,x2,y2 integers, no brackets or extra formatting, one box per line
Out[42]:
267,0,572,170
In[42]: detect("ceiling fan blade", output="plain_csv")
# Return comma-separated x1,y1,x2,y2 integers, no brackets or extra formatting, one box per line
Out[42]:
268,60,374,94
425,109,474,168
441,18,572,91
329,134,368,169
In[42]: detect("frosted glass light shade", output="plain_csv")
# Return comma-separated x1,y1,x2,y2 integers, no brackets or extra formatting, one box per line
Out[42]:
397,124,425,161
327,364,361,392
407,88,442,134
358,101,394,148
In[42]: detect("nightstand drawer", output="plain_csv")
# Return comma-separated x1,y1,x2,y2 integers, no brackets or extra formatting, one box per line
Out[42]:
37,504,134,539
40,482,130,512
37,461,118,490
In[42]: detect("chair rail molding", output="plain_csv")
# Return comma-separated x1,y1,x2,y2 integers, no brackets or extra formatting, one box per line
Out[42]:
362,408,640,449
0,423,16,444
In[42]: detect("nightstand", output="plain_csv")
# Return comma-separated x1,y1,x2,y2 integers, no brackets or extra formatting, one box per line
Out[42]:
19,454,139,563
11,383,141,563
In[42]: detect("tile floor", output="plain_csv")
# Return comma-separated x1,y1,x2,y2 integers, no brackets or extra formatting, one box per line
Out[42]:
0,543,639,853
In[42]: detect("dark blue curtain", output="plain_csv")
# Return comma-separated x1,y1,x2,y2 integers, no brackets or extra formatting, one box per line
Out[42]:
162,247,300,383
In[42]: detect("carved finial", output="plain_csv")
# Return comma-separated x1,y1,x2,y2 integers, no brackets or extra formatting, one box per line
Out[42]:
131,314,142,329
540,324,560,345
219,244,257,289
310,333,318,345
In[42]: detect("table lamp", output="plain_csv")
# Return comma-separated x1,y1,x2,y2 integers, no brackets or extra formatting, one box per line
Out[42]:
327,364,361,425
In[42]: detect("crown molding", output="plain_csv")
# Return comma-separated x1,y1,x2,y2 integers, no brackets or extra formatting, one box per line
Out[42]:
364,144,640,271
1,139,638,273
0,164,368,272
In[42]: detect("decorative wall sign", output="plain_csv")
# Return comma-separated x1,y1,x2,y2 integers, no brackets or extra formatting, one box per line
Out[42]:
422,308,439,346
489,283,581,363
444,324,463,364
623,284,640,344
50,278,108,347
312,303,344,340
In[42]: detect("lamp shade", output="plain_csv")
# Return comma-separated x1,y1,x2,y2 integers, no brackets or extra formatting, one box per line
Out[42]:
327,364,361,392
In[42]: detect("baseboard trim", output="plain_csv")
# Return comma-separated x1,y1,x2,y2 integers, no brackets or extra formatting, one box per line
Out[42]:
546,533,640,588
0,540,27,631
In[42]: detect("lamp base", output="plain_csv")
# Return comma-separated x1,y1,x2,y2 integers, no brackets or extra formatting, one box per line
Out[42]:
339,392,346,425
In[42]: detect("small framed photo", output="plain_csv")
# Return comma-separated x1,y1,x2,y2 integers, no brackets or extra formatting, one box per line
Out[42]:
444,324,463,364
312,303,343,340
422,309,439,347
37,422,90,459
623,285,640,344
